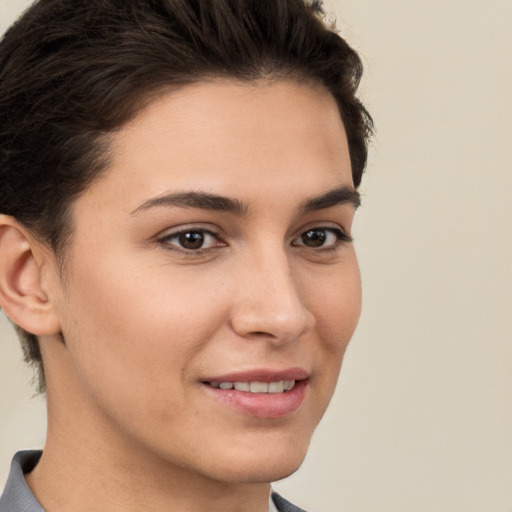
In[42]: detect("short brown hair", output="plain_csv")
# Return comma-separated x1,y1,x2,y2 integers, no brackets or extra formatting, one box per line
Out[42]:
0,0,373,392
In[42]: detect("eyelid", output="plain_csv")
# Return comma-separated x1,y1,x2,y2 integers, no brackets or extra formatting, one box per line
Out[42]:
156,222,222,239
291,225,353,249
154,222,352,255
156,225,226,252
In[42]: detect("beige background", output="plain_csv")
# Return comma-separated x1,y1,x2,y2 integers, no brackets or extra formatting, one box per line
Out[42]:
1,0,511,510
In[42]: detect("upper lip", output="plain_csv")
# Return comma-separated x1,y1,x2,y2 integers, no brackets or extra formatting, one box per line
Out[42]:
202,367,309,383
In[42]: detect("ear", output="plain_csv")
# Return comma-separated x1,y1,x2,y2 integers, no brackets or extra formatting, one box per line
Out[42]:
0,215,61,336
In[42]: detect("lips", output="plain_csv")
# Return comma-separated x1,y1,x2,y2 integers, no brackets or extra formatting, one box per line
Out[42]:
201,368,309,418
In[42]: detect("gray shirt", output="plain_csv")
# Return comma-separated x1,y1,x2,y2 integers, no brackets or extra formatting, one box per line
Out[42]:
0,451,307,512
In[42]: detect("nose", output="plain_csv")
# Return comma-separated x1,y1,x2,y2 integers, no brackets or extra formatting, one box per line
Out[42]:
229,251,315,344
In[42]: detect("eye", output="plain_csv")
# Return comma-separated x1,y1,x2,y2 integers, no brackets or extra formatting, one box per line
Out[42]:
159,229,223,252
293,227,351,249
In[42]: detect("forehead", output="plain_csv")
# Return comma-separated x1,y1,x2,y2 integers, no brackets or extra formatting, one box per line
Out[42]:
78,80,353,217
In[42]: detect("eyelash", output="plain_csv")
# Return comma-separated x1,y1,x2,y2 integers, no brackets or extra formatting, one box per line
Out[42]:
158,228,225,255
157,226,352,255
292,227,352,251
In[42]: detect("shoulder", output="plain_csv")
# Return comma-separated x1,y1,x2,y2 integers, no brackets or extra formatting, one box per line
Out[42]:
271,491,310,512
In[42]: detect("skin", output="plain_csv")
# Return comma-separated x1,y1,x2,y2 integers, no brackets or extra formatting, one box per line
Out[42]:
1,80,361,512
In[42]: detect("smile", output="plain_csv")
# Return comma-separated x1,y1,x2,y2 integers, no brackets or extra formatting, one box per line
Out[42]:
206,380,296,393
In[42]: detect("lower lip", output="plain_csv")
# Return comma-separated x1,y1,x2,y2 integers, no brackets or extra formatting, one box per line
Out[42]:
202,380,308,419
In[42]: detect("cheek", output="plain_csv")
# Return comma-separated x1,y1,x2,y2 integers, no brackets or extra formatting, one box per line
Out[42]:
306,255,361,406
54,266,232,454
56,251,225,405
309,255,362,352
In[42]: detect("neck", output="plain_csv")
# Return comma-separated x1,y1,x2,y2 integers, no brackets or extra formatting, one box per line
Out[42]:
27,434,271,512
26,369,271,512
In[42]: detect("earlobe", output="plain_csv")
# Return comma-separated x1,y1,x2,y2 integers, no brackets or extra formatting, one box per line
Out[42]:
0,215,61,336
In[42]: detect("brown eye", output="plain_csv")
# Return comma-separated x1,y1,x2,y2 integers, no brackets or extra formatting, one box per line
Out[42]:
178,231,205,250
160,228,222,252
293,227,350,249
301,229,327,247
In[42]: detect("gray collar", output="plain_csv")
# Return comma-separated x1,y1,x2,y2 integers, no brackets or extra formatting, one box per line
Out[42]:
0,451,44,512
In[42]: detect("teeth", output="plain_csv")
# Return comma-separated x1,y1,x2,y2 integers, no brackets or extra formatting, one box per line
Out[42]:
234,382,250,392
250,381,268,393
284,380,295,391
209,380,296,393
268,381,285,393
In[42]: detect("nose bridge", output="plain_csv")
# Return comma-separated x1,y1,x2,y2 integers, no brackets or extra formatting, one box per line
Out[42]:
230,244,315,342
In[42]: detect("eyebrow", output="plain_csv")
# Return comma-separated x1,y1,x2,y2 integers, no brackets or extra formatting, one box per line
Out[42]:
300,186,361,213
130,185,360,216
131,191,248,216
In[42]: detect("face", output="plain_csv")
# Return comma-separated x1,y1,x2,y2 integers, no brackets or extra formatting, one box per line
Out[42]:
47,80,361,484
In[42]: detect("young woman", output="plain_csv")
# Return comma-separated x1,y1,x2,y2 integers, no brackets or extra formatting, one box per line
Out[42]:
0,1,372,511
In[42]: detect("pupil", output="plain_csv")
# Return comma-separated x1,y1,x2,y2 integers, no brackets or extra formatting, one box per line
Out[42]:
302,229,326,247
179,231,204,249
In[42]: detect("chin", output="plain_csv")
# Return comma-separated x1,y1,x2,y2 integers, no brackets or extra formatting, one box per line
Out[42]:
243,461,305,485
205,440,310,485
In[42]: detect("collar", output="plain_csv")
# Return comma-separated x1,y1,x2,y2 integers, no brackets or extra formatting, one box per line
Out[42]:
0,451,44,512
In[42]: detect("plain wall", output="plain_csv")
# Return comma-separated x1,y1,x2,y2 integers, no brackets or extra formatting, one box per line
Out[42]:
1,0,511,510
